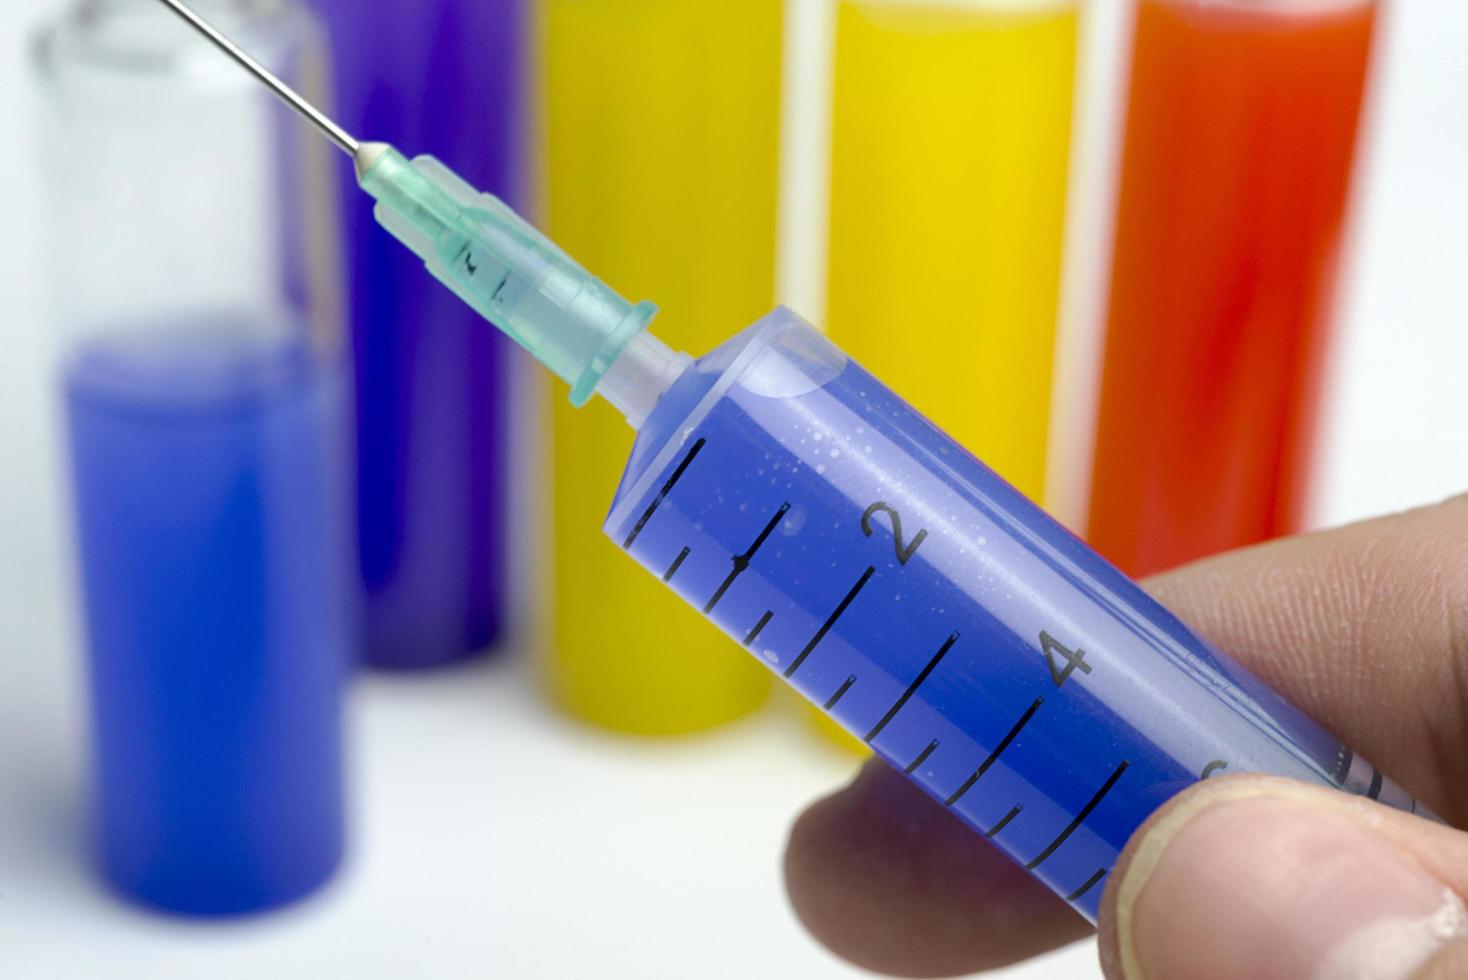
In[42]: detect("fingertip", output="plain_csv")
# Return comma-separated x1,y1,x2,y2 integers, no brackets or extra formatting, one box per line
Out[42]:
1408,937,1468,979
1099,776,1468,980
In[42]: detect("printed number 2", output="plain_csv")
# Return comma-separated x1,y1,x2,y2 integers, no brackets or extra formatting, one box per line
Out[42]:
861,502,928,565
1039,631,1092,687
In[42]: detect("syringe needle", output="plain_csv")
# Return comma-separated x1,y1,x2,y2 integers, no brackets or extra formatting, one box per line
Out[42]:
153,0,667,424
150,0,359,157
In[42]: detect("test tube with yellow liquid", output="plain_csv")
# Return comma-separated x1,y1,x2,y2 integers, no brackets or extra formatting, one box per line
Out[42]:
540,0,783,732
826,0,1078,502
813,0,1077,751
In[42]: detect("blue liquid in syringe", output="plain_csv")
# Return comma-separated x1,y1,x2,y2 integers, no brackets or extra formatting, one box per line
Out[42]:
605,309,1428,920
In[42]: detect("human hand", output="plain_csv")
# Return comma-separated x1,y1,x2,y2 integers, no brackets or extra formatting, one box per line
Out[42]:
784,496,1468,979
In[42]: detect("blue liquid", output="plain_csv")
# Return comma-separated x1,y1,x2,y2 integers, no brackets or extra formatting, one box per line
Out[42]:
311,0,522,668
608,310,1426,921
64,329,351,916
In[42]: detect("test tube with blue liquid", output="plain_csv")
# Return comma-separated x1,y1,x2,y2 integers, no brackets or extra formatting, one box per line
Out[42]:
309,0,523,669
149,0,1440,921
34,0,351,915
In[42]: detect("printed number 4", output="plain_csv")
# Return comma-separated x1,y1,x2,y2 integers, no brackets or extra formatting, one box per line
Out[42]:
1039,631,1092,687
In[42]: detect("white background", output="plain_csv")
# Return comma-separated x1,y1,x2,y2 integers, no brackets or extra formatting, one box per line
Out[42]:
1,1,1465,978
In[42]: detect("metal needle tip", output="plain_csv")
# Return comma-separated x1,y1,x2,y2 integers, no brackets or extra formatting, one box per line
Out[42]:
151,0,359,157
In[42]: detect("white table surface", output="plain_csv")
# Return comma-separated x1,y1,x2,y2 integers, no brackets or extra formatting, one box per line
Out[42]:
2,1,1465,977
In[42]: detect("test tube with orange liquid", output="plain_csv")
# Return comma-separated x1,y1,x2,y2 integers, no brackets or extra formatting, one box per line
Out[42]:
1087,0,1380,576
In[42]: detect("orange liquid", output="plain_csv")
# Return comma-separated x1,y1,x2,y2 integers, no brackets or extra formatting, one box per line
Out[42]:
1088,0,1378,576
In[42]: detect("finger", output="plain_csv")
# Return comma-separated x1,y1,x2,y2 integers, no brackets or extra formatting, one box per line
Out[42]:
1143,493,1468,820
784,759,1091,977
785,495,1468,976
1410,939,1468,980
1099,774,1468,980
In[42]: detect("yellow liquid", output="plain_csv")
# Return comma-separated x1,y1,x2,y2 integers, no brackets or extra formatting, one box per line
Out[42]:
827,0,1078,501
540,0,783,733
812,0,1076,750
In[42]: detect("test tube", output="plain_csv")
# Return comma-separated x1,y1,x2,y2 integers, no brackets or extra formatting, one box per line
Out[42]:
827,0,1078,504
820,0,1078,751
541,0,783,732
1087,0,1379,576
308,0,522,668
33,0,350,914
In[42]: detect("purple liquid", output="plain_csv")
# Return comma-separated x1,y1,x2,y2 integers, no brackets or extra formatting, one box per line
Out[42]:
310,0,523,668
65,328,351,915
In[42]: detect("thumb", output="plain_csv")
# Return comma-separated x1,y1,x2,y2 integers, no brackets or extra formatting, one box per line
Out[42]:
1099,775,1468,980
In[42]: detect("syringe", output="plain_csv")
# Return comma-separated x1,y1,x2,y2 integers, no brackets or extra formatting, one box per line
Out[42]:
154,0,1438,922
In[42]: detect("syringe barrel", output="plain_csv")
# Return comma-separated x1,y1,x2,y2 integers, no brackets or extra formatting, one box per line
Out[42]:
604,307,1433,922
357,146,657,406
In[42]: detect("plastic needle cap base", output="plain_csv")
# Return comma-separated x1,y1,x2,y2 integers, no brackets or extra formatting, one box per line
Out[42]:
354,143,658,406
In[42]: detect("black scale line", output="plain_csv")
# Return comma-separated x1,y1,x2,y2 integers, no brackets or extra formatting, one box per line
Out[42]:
864,632,959,744
703,503,790,614
945,699,1044,807
622,438,706,549
1367,767,1383,801
904,740,939,775
1025,760,1130,871
1065,868,1108,904
984,804,1023,839
823,675,858,710
663,547,690,582
743,611,774,647
783,567,876,679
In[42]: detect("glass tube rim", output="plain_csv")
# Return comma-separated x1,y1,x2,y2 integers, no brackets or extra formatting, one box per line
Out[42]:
33,0,308,84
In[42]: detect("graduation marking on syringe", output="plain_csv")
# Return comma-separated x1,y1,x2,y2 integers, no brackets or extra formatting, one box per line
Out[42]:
624,439,707,549
945,699,1043,807
783,567,876,679
704,502,790,614
864,632,959,744
1025,761,1130,871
